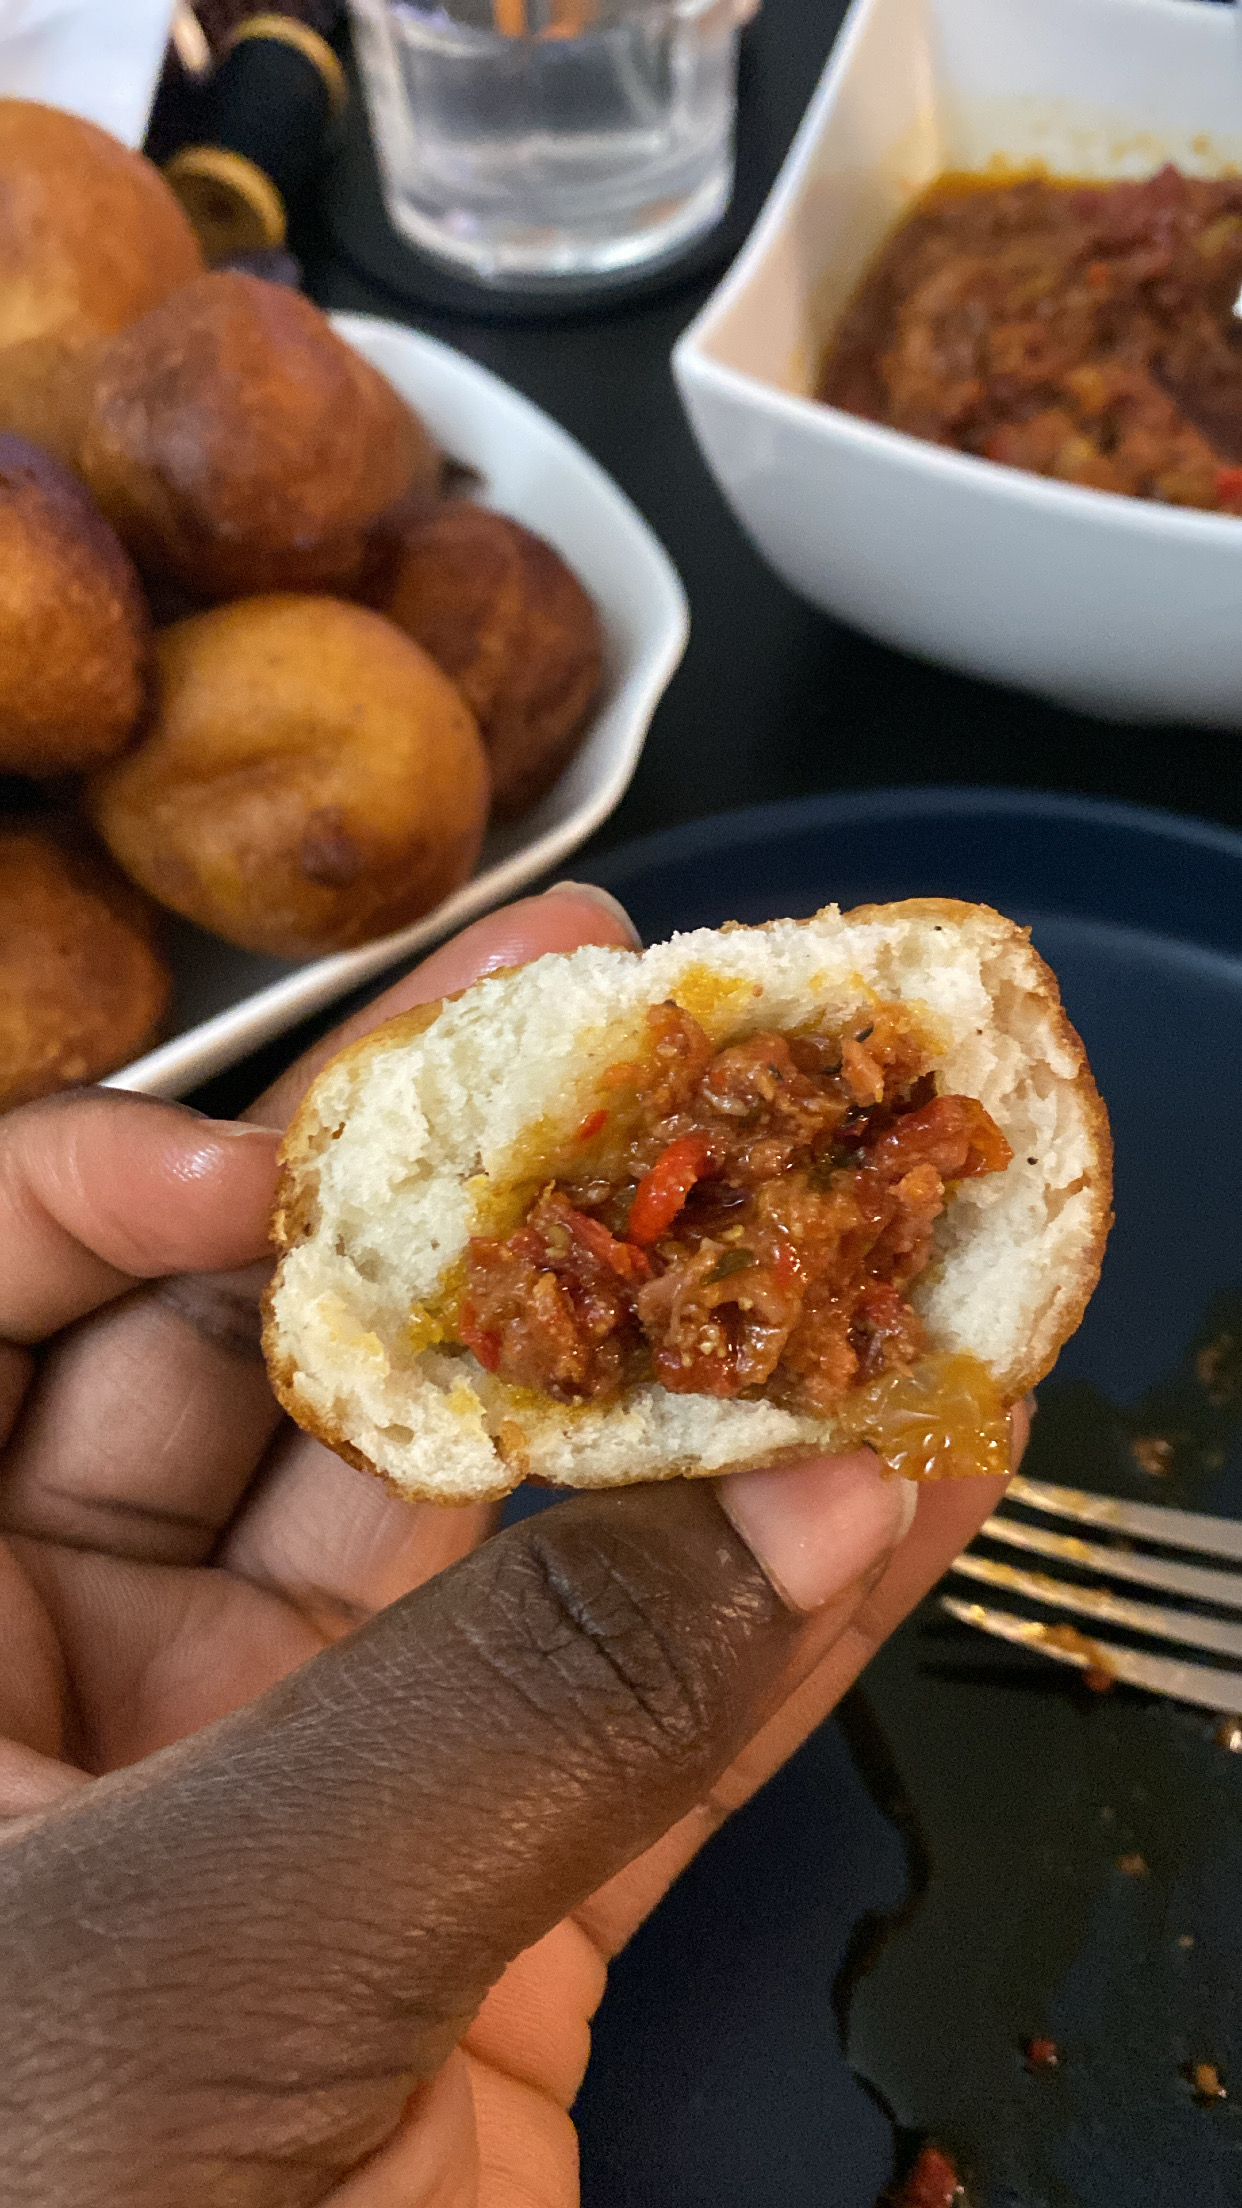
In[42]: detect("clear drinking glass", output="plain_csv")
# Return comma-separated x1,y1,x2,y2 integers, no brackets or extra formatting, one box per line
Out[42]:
347,0,745,286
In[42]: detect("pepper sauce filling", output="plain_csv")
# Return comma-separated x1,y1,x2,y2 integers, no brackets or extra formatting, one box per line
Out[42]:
819,166,1242,514
455,999,1015,1477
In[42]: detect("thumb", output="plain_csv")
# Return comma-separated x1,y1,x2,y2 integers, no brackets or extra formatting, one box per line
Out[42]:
0,1458,913,2205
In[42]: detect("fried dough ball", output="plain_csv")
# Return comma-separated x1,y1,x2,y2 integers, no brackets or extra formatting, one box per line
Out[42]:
89,597,490,959
78,274,442,602
0,102,202,350
0,335,101,470
0,101,202,457
0,823,170,1111
376,505,604,817
0,437,151,775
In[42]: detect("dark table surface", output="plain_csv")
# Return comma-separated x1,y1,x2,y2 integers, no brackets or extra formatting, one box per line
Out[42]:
193,0,1242,1120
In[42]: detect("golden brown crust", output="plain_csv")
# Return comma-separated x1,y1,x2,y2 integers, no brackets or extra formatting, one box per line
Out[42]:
0,334,102,469
78,273,442,602
843,895,1012,927
260,1325,515,1508
375,505,604,818
0,437,151,775
0,101,202,354
88,597,490,959
0,822,170,1110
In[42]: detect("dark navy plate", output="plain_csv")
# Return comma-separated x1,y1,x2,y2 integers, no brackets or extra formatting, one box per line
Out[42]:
564,790,1242,2208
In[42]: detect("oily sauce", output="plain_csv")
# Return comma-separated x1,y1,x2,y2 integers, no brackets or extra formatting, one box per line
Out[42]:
819,164,1242,511
454,997,1013,1477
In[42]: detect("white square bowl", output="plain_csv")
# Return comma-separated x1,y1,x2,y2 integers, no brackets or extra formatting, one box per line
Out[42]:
105,316,688,1098
672,0,1242,726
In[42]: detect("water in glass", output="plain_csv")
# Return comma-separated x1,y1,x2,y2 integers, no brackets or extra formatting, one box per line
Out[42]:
348,0,741,284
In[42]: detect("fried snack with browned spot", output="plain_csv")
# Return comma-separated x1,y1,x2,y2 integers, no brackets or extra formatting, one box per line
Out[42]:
89,596,490,960
0,336,102,472
376,504,604,817
0,101,202,460
78,274,442,603
0,437,151,776
0,823,169,1111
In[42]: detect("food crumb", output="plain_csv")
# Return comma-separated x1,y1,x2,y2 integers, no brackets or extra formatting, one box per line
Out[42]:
1185,2060,1227,2104
1116,1852,1148,1876
1214,1719,1242,1753
495,1419,531,1476
1195,1331,1242,1405
887,2142,966,2206
1024,2037,1060,2071
1084,1667,1115,1694
1177,1934,1196,1950
1130,1434,1173,1475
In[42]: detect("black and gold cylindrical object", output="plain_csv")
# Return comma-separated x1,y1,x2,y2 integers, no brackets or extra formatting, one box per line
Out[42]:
164,12,348,263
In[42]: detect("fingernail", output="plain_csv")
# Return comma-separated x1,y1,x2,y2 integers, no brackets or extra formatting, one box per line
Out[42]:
171,1120,283,1188
544,880,642,948
717,1451,918,1614
203,1120,284,1141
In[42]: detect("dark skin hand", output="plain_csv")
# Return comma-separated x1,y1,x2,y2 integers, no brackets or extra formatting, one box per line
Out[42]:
0,886,1025,2207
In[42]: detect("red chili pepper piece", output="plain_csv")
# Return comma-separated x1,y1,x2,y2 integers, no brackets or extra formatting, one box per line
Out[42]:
567,1206,652,1282
576,1107,609,1143
889,2143,963,2208
1024,2036,1060,2070
870,1094,1013,1183
1216,466,1242,505
458,1302,501,1371
628,1133,716,1245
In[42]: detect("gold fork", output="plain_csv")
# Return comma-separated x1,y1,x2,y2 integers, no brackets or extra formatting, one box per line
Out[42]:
942,1473,1242,1715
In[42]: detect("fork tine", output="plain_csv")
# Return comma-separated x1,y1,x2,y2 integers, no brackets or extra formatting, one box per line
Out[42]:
978,1514,1242,1608
940,1595,1242,1714
950,1552,1242,1659
1007,1474,1242,1562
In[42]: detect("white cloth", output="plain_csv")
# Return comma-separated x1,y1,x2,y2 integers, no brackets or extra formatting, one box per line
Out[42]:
0,0,173,147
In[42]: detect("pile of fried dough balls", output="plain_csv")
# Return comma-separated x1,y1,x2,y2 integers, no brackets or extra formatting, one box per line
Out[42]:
0,100,604,1112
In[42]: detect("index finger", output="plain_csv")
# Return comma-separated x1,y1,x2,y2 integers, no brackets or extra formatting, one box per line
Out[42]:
0,1093,280,1346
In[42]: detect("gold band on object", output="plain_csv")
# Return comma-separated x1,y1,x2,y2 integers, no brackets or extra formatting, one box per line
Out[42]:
225,15,350,118
164,145,287,262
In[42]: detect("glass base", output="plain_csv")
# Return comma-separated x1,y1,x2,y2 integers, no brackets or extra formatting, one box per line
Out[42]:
376,155,733,290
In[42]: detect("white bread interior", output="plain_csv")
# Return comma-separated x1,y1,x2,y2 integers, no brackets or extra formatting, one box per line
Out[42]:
264,901,1111,1502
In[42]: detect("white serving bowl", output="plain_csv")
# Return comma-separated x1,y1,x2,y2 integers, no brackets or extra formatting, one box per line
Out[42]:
673,0,1242,726
106,317,688,1098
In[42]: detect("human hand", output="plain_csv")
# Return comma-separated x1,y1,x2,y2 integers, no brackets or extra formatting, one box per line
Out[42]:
0,885,1026,2207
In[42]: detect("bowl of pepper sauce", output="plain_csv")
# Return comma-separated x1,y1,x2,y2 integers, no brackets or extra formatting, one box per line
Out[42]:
673,0,1242,726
